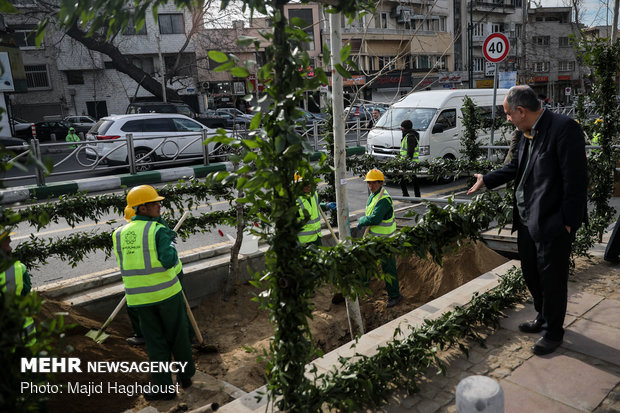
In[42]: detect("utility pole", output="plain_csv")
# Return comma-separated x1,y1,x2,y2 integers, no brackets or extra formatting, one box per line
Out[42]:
329,11,364,338
468,0,473,88
612,0,619,43
156,34,167,102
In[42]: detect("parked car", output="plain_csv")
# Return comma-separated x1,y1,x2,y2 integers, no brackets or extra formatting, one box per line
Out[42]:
208,109,251,129
0,136,29,163
215,107,253,121
11,117,31,135
84,113,224,172
126,101,197,118
64,115,97,134
345,103,388,122
296,108,327,125
15,120,73,141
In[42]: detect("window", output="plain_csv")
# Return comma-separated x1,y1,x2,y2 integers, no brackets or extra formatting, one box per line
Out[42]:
158,14,185,34
435,56,447,70
375,12,388,29
559,37,570,47
559,61,575,71
142,118,175,132
435,109,456,130
416,55,431,69
65,71,84,85
288,8,315,51
473,23,484,37
11,29,38,49
533,36,550,46
534,61,550,72
473,57,485,72
515,24,522,38
491,23,505,33
25,65,50,89
132,57,154,75
439,16,446,32
123,17,147,35
173,118,202,132
378,56,395,71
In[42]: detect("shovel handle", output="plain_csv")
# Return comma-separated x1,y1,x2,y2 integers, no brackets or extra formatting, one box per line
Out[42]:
182,291,204,345
93,295,127,340
173,211,190,232
319,208,339,243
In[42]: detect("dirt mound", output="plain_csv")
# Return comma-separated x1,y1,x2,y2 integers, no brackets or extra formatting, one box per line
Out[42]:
36,241,506,412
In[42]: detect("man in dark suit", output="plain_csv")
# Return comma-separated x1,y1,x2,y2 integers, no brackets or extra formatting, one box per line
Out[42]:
467,85,588,355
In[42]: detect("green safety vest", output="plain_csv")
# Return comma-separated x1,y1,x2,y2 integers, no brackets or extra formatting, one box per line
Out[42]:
365,189,397,237
113,220,183,307
66,133,80,143
400,133,419,160
297,192,321,244
1,261,36,343
591,133,600,152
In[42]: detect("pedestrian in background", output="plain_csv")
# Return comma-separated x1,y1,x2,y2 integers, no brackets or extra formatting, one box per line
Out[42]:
65,127,80,149
114,185,195,400
366,108,381,129
357,169,401,308
399,120,421,198
467,85,587,355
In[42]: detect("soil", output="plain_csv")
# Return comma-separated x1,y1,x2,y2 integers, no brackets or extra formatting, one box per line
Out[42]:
38,241,507,413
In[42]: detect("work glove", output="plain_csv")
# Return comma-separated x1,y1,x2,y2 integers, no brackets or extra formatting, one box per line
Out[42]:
326,202,337,211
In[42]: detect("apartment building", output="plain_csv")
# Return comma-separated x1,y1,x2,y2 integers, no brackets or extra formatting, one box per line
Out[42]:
454,0,526,88
524,7,582,105
5,2,199,121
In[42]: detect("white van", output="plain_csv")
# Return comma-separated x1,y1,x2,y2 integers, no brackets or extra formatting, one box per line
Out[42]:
366,89,509,163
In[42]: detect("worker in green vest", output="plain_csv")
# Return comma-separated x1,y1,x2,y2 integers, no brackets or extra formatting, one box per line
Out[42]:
357,169,401,308
0,230,36,346
65,127,80,149
295,173,336,247
399,120,421,198
113,185,195,401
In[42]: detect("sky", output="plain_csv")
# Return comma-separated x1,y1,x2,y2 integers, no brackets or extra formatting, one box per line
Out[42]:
539,0,618,27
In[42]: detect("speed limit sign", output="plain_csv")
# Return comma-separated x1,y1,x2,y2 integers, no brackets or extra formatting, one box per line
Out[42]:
483,33,510,63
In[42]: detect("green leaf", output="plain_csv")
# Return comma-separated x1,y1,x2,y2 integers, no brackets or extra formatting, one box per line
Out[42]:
231,66,250,78
334,64,352,79
340,44,351,62
208,50,229,63
237,36,257,47
214,61,236,72
0,0,18,12
250,113,261,130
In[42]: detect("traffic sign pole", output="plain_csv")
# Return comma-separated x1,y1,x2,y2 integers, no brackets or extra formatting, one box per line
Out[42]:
483,33,510,160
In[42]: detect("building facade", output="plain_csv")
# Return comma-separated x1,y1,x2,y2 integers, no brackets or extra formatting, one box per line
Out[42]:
6,3,199,121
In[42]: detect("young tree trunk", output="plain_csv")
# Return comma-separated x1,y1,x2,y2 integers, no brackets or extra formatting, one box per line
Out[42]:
223,191,244,300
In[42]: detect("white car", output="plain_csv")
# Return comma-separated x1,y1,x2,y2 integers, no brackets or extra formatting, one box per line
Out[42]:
64,115,97,133
85,113,223,171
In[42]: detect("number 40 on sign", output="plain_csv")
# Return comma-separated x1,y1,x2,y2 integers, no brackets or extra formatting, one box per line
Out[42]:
483,33,510,63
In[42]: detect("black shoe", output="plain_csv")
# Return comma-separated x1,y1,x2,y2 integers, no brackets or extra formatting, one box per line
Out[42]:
178,377,192,389
532,337,562,355
386,296,401,308
402,192,410,197
331,293,345,304
126,335,146,345
518,319,545,333
143,389,176,401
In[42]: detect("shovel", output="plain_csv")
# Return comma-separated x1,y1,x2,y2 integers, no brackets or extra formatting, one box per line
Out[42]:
86,211,190,343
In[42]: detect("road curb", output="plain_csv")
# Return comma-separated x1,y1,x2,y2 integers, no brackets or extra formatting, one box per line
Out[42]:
0,162,232,205
0,146,365,205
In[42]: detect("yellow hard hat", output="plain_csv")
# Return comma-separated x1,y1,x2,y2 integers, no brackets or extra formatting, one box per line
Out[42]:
294,172,303,182
364,168,385,182
0,230,16,242
124,205,136,222
126,185,164,208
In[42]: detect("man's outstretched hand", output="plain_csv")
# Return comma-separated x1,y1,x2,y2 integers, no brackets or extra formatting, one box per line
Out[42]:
467,174,485,195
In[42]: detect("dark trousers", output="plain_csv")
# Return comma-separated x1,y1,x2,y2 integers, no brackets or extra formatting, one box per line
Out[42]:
381,256,400,299
400,174,421,198
133,292,196,386
604,216,620,262
517,223,574,341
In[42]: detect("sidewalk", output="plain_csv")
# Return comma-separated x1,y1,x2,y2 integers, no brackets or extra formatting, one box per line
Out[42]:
379,255,620,413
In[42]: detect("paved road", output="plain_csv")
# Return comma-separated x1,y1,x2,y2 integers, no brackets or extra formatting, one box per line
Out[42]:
18,174,469,288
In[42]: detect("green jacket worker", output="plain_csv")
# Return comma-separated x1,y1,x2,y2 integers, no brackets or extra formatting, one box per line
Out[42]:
114,185,195,401
65,127,80,148
356,169,401,308
0,231,36,345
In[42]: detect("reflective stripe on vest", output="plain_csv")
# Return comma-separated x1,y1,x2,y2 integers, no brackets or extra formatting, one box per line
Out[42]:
113,221,182,307
400,134,419,160
1,262,36,341
365,189,396,237
297,192,321,244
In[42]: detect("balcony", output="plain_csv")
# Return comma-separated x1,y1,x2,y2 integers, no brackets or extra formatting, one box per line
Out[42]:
467,0,517,13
